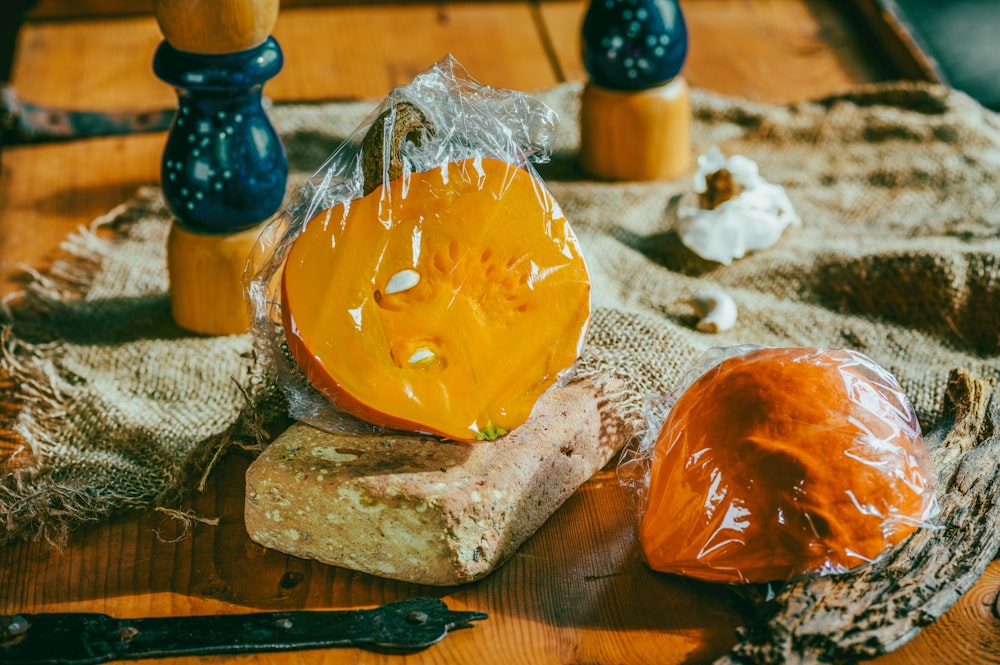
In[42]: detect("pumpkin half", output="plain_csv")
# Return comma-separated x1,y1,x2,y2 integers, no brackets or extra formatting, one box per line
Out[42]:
640,346,936,583
281,156,591,441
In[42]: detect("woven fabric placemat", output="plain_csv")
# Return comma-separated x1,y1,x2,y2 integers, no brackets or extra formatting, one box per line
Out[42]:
2,78,998,557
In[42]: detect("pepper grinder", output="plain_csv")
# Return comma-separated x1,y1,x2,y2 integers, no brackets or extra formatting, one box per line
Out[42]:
152,0,287,335
579,0,690,181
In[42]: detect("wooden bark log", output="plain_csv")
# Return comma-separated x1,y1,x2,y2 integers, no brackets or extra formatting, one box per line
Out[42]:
716,369,1000,664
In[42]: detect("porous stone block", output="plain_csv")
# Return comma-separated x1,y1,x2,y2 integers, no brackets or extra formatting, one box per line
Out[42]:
244,378,622,586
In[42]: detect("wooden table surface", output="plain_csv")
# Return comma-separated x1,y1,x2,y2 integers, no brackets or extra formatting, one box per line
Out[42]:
2,2,998,664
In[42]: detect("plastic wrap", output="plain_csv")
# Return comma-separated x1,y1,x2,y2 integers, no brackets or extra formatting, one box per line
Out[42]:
618,345,939,584
244,55,591,442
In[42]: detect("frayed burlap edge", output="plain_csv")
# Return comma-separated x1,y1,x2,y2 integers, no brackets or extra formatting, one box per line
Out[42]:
0,189,282,547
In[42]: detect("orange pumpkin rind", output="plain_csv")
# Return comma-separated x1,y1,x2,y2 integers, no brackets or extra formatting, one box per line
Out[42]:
619,345,939,584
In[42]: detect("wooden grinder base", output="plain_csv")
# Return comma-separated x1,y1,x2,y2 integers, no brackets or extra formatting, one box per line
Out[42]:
167,221,266,335
579,77,692,181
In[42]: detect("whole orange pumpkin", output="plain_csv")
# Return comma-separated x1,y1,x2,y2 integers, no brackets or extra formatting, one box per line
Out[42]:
640,346,937,583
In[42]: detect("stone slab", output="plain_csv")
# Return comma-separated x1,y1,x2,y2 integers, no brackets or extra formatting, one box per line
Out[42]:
244,377,623,586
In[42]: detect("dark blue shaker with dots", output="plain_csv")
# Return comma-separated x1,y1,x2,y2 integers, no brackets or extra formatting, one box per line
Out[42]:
578,0,692,180
582,0,688,91
153,37,288,233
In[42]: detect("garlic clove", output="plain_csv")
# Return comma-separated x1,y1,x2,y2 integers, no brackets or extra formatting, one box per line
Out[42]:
689,290,738,333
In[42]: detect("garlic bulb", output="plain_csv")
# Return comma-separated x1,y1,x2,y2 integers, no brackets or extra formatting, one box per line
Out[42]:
676,148,800,265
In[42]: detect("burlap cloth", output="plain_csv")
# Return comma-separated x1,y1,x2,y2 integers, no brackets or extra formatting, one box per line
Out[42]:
2,80,999,549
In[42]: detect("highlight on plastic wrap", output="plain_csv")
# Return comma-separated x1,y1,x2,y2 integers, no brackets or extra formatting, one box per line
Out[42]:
243,55,592,442
675,148,800,265
618,345,939,584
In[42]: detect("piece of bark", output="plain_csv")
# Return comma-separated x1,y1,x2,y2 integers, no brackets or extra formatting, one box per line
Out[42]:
716,368,1000,665
244,377,625,586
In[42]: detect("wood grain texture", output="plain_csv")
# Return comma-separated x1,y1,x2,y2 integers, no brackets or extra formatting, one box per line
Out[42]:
26,0,485,19
11,4,559,108
153,0,281,54
843,0,942,82
3,3,999,665
578,78,692,180
270,3,560,100
0,136,164,295
166,221,270,335
1,2,556,292
717,370,1000,664
0,453,746,665
10,16,169,109
540,0,897,103
874,560,1000,664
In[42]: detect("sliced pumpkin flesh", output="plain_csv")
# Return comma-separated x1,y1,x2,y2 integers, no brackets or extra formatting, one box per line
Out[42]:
282,157,591,441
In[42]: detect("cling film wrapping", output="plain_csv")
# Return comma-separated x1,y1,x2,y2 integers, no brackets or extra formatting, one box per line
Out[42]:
618,344,939,584
244,55,591,442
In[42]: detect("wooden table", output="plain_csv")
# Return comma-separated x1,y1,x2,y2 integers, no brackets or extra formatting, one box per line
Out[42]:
2,2,998,663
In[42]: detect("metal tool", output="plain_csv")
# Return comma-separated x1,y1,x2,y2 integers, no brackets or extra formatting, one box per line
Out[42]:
0,597,487,664
0,84,174,145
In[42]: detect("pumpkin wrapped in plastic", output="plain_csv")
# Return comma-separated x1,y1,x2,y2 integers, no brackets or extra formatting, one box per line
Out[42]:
245,56,591,442
618,345,939,584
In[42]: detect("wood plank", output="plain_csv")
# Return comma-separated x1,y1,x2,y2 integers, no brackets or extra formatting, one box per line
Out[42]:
0,454,747,665
3,4,999,665
856,0,1000,110
0,136,164,295
9,16,168,110
873,560,1000,664
5,444,995,665
28,0,155,18
25,0,509,20
540,0,897,103
11,4,558,109
271,3,559,99
843,0,941,82
1,3,558,292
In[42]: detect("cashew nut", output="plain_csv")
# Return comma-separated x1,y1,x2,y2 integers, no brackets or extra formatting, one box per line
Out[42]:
689,290,738,333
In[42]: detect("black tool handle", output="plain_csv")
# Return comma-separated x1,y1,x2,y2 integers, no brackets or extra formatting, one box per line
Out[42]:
1,597,487,664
